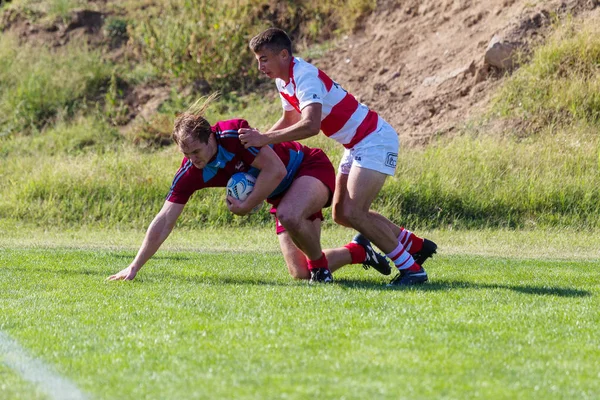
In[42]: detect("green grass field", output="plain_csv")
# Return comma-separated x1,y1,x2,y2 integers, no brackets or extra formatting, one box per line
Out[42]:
1,4,600,399
1,226,599,399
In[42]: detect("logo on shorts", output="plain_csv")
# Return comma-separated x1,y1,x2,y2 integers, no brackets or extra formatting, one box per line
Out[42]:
235,161,244,171
312,94,320,100
385,152,397,168
354,156,362,162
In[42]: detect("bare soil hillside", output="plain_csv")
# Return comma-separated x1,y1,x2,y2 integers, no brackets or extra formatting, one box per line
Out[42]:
313,0,599,145
2,0,598,143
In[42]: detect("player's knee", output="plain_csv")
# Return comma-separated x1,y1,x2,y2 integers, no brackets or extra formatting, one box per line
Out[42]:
339,204,369,229
332,209,351,227
289,269,310,280
286,263,310,280
332,203,351,226
334,202,355,222
276,209,302,232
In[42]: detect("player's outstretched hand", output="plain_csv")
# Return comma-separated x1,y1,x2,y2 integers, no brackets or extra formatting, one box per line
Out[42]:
107,266,138,281
239,128,268,148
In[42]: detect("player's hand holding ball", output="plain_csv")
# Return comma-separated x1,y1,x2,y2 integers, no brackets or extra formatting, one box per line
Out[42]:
226,172,263,216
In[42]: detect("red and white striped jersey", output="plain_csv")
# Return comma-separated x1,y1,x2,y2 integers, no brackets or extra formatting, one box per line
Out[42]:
276,57,379,149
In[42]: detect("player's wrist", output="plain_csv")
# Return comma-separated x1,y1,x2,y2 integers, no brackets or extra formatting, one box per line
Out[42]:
129,263,142,272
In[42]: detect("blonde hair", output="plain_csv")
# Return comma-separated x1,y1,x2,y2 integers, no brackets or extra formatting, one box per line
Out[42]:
172,92,220,145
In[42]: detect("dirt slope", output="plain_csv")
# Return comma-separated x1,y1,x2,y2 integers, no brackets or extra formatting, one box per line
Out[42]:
313,0,599,145
2,0,598,143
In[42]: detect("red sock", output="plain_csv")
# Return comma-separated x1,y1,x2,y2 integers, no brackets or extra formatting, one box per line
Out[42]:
307,252,329,270
386,242,421,272
398,228,424,254
344,242,367,264
407,263,422,272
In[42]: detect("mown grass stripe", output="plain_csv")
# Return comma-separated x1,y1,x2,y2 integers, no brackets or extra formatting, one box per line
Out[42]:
0,331,88,400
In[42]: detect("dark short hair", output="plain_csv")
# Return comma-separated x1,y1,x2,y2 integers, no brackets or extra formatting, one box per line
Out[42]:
249,28,293,55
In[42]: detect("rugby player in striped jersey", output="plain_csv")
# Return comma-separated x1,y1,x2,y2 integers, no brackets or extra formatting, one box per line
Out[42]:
240,28,437,286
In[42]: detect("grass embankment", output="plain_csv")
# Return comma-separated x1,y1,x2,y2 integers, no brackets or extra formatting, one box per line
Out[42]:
1,5,599,229
0,0,376,227
385,18,600,228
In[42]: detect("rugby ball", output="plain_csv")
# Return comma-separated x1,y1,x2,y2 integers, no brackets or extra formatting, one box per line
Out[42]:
226,172,256,201
226,172,262,214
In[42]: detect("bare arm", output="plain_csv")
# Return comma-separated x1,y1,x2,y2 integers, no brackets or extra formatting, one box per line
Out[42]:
267,109,302,133
227,145,286,216
239,104,322,147
107,201,185,280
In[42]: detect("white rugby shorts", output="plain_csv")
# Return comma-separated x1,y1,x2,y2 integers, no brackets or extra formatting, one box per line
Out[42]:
338,117,399,176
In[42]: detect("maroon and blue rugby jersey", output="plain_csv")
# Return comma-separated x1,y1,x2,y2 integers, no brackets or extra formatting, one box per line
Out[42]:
166,119,309,204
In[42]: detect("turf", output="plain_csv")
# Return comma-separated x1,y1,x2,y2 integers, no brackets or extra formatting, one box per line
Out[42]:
1,229,599,399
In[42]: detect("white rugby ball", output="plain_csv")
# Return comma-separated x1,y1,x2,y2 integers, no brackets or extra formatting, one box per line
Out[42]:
226,172,262,214
226,172,256,201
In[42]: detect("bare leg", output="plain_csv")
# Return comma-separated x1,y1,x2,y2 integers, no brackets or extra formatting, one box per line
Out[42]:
277,223,353,280
367,211,402,238
276,174,385,280
276,175,329,260
333,173,402,237
332,166,398,254
331,173,353,228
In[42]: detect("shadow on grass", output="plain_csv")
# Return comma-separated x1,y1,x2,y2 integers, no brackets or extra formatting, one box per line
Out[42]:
4,257,192,278
4,263,592,298
335,278,592,297
3,264,107,277
161,274,591,298
159,274,298,287
107,254,196,261
116,266,594,297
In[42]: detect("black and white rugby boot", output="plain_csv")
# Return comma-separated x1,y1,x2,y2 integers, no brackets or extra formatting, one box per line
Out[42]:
309,268,333,284
352,233,392,276
412,239,438,266
387,266,428,287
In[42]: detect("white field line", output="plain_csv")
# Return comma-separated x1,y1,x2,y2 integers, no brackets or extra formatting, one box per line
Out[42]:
0,331,88,400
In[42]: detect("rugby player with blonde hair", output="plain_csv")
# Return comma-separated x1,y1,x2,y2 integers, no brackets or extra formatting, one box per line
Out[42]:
108,94,391,283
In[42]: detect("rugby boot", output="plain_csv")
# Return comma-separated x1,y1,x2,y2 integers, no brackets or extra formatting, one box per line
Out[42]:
309,268,333,284
352,233,392,276
412,239,437,266
387,265,428,287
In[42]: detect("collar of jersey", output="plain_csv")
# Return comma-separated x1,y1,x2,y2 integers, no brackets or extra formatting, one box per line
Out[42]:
202,145,235,182
282,57,296,88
